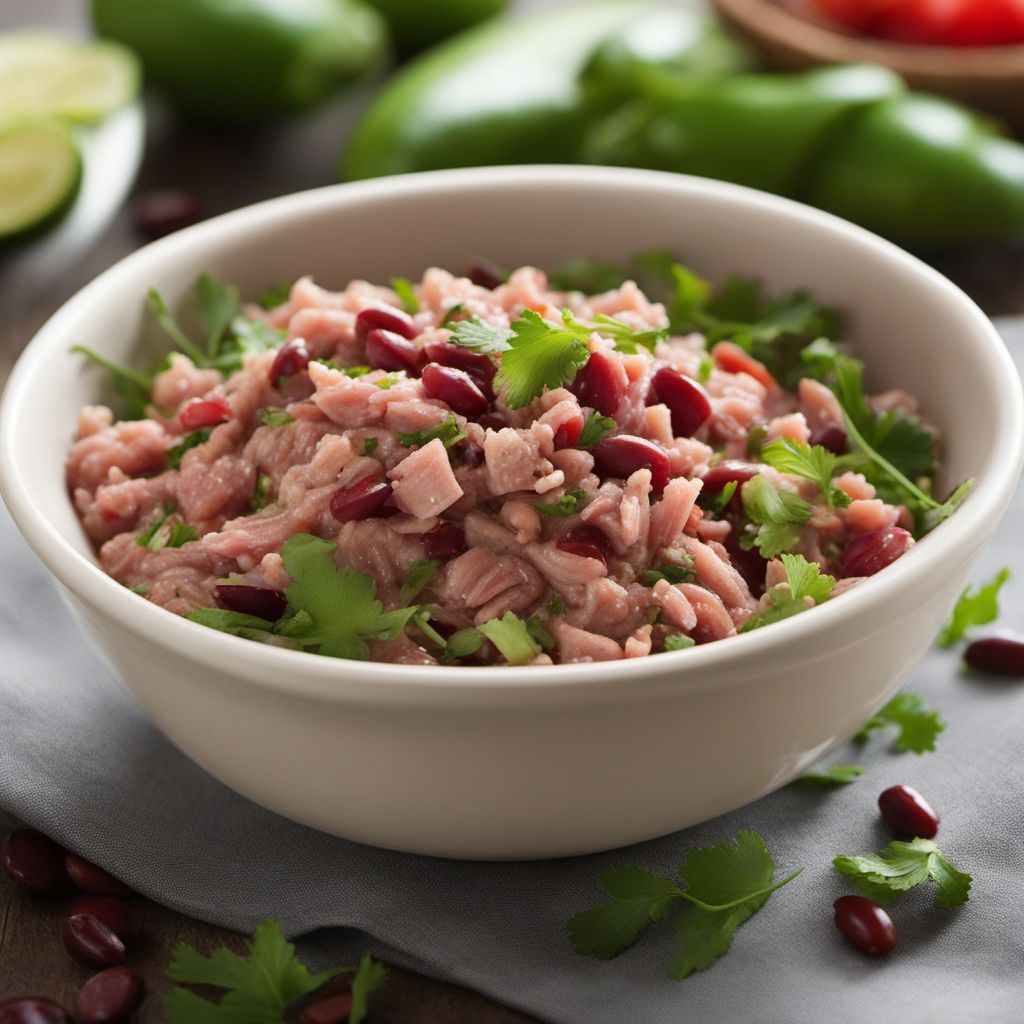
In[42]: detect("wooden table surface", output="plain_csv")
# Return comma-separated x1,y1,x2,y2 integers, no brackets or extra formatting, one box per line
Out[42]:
2,0,1023,1020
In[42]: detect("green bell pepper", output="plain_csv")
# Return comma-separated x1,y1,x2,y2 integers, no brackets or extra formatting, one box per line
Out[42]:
92,0,388,122
365,0,509,58
344,3,751,179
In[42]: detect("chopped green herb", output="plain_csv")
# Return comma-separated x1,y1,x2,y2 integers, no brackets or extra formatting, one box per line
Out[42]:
136,503,174,549
741,554,835,633
795,764,865,786
478,611,542,665
363,436,379,455
136,503,196,551
448,317,513,354
166,522,198,548
396,415,466,449
699,480,738,518
759,437,850,508
215,317,284,375
576,412,617,449
745,424,767,457
664,634,695,652
390,276,420,314
129,583,148,596
697,352,714,385
411,608,447,649
834,838,971,909
373,373,405,390
533,489,588,517
854,693,945,754
547,593,567,616
740,475,813,559
256,280,293,309
440,303,466,326
401,559,440,602
642,560,696,587
165,917,387,1024
549,257,630,294
166,428,213,470
186,608,282,643
251,473,271,511
147,287,207,366
442,627,484,662
258,406,295,428
938,568,1011,647
568,831,801,980
71,345,155,419
195,274,241,360
343,364,373,378
526,614,555,651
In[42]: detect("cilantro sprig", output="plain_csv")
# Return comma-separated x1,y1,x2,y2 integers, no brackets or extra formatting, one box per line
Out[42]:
568,831,801,979
533,489,588,517
396,415,466,449
759,438,850,509
576,412,617,449
740,475,812,558
741,554,835,633
854,693,945,754
167,428,213,469
478,611,543,665
795,764,865,787
938,568,1011,647
165,917,387,1024
188,534,420,661
137,503,197,550
834,838,971,908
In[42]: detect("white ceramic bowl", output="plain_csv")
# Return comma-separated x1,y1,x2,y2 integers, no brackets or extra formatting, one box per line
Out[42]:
2,167,1021,859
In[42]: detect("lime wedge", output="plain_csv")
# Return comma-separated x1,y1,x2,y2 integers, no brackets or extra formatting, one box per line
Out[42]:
0,119,82,240
0,33,140,124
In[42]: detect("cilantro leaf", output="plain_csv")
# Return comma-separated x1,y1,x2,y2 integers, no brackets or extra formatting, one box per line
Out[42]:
401,559,439,602
834,838,971,908
549,257,631,294
576,412,617,449
251,473,271,511
349,954,389,1024
493,309,591,408
588,313,666,354
938,568,1011,647
642,560,696,586
390,276,420,314
71,345,155,420
147,287,208,366
396,415,466,449
215,317,285,376
664,633,695,651
276,535,419,660
478,611,541,665
526,614,555,651
533,489,588,517
362,436,379,455
547,593,567,616
698,479,738,518
448,317,512,354
256,280,293,309
854,693,945,754
740,475,812,558
741,554,835,632
697,352,714,384
568,867,681,959
440,303,466,326
165,918,342,1024
196,274,241,360
568,831,801,980
759,438,850,508
167,428,213,469
259,407,294,428
186,609,283,644
441,627,484,662
137,503,196,550
795,764,865,786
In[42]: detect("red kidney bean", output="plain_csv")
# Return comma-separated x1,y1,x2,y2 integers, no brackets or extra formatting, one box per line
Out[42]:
571,350,625,417
840,527,913,578
70,897,142,942
722,528,768,596
269,338,310,387
330,476,392,523
179,397,231,431
553,411,585,449
365,327,423,375
556,537,605,562
422,340,496,398
355,305,417,343
810,424,848,455
421,363,489,418
700,461,761,496
2,828,65,894
878,785,939,839
76,968,144,1024
214,584,287,622
62,914,126,969
833,896,896,957
964,634,1024,676
298,992,353,1024
132,189,203,240
64,855,131,899
422,522,466,560
649,367,712,436
478,414,507,431
556,526,609,563
0,998,73,1024
466,258,504,289
592,435,672,491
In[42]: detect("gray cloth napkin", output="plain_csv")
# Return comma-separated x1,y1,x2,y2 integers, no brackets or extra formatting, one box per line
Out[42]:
3,325,1024,1024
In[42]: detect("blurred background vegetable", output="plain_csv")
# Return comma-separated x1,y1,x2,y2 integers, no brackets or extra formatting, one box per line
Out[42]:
365,0,509,57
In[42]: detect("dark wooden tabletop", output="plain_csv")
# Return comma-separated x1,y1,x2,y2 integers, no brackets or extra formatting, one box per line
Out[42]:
2,0,1023,1020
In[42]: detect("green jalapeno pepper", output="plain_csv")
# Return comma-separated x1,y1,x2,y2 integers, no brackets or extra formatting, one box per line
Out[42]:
365,0,509,58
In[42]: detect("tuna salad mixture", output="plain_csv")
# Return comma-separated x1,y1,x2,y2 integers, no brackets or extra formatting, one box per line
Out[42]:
67,256,971,666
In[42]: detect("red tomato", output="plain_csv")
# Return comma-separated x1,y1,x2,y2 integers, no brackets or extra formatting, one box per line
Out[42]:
808,0,1024,45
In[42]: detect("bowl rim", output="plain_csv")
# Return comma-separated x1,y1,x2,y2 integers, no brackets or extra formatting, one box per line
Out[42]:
2,164,1021,705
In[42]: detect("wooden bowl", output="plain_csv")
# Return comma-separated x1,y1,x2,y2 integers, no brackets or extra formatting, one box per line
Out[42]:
711,0,1024,133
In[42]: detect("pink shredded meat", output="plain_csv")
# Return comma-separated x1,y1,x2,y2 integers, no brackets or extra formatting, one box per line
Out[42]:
66,263,936,666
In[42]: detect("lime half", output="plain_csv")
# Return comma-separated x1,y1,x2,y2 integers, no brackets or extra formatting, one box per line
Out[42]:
0,33,140,124
0,119,82,240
